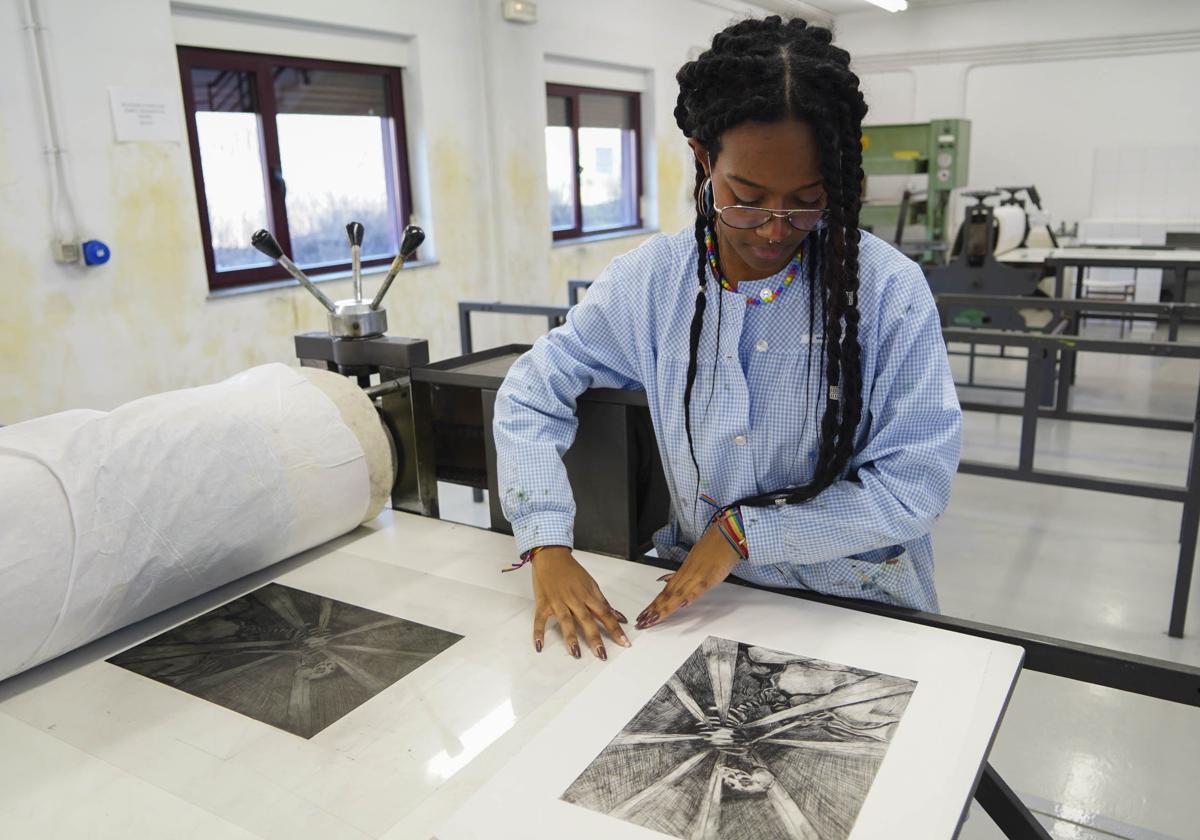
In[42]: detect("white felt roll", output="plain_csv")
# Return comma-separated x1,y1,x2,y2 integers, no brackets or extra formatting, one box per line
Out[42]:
0,363,375,681
992,204,1028,256
298,367,396,521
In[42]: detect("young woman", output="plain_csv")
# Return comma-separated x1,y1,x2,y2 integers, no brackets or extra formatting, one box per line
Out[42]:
494,16,962,660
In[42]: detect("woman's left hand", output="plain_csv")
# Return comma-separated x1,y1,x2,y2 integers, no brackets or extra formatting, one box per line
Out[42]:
636,523,742,629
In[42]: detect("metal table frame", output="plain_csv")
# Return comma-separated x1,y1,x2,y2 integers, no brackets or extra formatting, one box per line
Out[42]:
942,326,1200,638
567,278,592,306
938,294,1200,429
458,301,569,357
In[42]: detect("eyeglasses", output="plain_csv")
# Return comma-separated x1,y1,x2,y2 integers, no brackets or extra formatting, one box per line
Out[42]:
701,177,828,231
716,203,828,231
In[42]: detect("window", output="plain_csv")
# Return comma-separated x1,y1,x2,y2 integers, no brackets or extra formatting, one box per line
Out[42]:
177,48,413,291
545,84,642,241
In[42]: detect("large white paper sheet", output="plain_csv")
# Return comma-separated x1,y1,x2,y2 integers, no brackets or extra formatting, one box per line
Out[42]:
438,584,1023,840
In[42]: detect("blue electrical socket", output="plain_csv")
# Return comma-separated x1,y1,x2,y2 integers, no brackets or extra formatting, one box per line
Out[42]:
82,240,111,266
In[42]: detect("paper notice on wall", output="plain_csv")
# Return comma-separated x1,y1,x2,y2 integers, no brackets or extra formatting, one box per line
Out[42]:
108,87,181,143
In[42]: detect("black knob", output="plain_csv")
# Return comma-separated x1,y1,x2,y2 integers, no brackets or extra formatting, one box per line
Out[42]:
346,221,364,247
251,229,284,260
400,225,425,258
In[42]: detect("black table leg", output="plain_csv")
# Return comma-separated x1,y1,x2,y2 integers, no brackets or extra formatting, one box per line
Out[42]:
974,764,1052,839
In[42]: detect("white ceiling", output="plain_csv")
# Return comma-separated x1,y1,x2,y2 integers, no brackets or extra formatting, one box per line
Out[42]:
748,0,982,18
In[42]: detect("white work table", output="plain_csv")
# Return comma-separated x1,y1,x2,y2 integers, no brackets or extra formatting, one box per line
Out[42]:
0,512,1022,839
998,247,1200,299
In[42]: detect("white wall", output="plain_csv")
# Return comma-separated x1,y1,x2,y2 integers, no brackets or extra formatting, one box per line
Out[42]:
837,0,1200,226
0,0,758,423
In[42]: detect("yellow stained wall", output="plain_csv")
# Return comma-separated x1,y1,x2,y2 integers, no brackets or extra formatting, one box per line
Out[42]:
0,0,737,424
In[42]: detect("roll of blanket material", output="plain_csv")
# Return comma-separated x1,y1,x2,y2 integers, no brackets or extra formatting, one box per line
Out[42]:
0,363,394,681
991,204,1028,255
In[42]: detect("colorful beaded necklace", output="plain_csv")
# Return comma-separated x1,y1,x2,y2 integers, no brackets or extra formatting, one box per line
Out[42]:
705,227,803,306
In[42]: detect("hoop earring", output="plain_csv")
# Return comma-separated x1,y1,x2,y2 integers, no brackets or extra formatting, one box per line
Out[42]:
696,177,715,220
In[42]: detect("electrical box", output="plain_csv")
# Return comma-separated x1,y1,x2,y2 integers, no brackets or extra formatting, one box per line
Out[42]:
51,240,81,263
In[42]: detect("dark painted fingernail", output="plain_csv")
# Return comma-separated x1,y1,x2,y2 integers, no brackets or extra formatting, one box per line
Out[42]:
642,613,660,628
657,574,672,582
571,643,581,659
535,639,542,652
636,610,648,623
614,610,628,624
681,599,690,608
597,646,607,661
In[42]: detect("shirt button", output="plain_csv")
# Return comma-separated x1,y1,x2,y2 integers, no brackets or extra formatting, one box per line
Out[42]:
733,434,747,445
755,339,769,352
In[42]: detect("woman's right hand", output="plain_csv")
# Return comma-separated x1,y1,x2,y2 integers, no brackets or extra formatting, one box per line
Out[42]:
531,547,630,659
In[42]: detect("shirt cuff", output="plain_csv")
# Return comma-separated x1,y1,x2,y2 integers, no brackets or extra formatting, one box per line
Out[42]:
738,503,792,567
510,510,575,556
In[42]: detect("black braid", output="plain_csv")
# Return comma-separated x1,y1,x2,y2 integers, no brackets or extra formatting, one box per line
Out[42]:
682,160,708,489
674,15,868,509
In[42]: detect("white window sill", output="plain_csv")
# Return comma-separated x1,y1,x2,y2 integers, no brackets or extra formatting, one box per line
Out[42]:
552,227,659,249
206,258,439,300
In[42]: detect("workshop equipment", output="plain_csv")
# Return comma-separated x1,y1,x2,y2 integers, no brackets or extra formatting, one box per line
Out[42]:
926,192,1043,328
251,222,426,342
0,219,447,683
0,363,393,682
996,185,1059,248
251,221,435,510
859,118,970,260
254,222,670,558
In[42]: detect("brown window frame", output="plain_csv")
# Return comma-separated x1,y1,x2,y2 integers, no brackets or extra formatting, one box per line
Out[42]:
177,47,414,292
546,83,643,242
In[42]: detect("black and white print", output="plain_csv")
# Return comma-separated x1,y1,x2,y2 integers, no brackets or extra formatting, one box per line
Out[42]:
561,636,916,839
110,583,462,738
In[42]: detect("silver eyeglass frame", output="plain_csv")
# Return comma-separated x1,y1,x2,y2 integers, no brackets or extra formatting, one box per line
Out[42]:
698,177,828,231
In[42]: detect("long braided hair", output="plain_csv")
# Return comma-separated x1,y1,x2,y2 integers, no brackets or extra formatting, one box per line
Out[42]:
674,16,867,508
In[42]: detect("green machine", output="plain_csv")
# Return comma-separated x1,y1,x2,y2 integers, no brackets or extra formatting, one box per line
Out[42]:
859,118,971,261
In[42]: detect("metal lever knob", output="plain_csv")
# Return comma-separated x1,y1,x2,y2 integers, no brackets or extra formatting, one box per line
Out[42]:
251,229,285,260
370,225,426,310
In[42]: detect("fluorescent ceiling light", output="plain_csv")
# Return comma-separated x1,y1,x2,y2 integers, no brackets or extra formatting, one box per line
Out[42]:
864,0,908,11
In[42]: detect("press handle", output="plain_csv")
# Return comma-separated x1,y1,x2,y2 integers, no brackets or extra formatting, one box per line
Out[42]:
346,221,365,301
249,228,336,313
370,225,427,310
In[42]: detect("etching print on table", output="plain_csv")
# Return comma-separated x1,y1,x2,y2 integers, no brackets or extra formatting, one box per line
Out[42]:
109,583,462,738
561,636,917,839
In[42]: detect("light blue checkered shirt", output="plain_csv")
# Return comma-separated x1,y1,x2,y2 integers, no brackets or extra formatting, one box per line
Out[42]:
494,226,961,612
